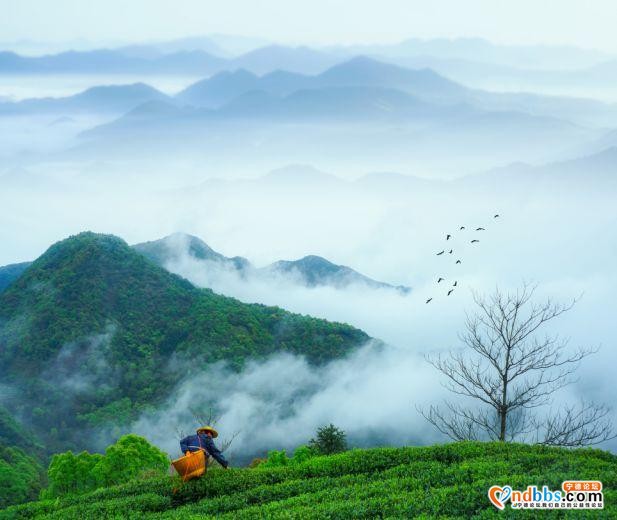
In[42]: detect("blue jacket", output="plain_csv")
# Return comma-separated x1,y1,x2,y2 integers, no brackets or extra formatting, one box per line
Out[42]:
180,433,228,468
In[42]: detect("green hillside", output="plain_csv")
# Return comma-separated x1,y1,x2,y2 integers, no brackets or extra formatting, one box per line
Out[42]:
1,441,615,518
0,232,369,455
0,263,31,294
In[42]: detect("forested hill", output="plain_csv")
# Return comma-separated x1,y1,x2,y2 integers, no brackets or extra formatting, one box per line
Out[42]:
0,232,369,455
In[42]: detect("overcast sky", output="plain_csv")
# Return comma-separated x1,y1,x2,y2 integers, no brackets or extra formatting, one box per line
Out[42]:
2,0,616,52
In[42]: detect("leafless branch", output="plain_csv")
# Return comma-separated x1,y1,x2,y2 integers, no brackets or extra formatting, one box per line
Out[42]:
421,284,612,447
536,403,616,447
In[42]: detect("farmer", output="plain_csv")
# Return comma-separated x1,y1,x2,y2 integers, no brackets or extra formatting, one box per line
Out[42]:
180,426,229,469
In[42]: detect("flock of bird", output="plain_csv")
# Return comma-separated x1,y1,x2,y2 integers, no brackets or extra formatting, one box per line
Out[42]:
425,214,499,304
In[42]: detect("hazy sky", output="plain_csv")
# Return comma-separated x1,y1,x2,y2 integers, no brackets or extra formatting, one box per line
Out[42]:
2,0,617,52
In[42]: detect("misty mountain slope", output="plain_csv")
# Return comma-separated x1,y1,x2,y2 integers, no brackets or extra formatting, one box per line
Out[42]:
176,69,261,107
174,56,466,108
176,68,310,108
218,86,453,122
134,233,251,273
0,49,227,75
231,44,340,75
174,55,617,125
473,145,617,186
85,80,575,133
75,83,593,175
132,233,410,294
263,255,411,294
0,232,369,454
339,37,609,70
318,56,466,102
0,262,31,293
117,34,269,58
0,45,335,79
317,57,617,126
0,83,170,115
79,86,451,142
73,57,599,168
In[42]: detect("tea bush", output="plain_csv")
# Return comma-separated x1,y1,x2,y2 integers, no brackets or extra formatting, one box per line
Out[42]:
1,441,615,519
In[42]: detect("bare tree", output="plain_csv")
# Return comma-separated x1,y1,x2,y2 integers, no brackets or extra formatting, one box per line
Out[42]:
420,283,615,447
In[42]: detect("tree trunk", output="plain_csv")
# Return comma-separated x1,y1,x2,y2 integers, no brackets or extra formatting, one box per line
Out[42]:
499,406,507,441
499,377,508,441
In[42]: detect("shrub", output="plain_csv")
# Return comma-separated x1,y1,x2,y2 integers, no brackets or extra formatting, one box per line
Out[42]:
291,445,314,465
92,434,168,487
41,434,168,499
42,450,102,498
260,450,288,468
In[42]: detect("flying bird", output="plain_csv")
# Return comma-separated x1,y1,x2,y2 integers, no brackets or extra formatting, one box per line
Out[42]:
460,226,465,230
447,289,454,296
453,281,458,287
448,249,453,254
494,214,500,218
456,259,462,264
446,234,451,240
436,250,445,255
437,277,444,283
476,227,485,231
426,298,432,304
471,239,479,243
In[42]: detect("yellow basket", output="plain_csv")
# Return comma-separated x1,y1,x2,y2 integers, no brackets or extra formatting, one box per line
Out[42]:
171,450,207,482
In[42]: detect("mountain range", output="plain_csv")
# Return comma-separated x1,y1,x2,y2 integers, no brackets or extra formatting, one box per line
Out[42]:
176,56,464,108
3,56,615,129
0,45,340,77
134,233,411,294
0,82,169,115
70,59,595,175
0,49,227,75
0,232,410,296
73,58,599,152
0,232,369,455
0,37,610,77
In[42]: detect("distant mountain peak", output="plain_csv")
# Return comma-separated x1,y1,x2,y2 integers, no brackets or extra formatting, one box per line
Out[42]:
133,233,251,272
266,254,411,294
72,82,169,105
321,55,455,84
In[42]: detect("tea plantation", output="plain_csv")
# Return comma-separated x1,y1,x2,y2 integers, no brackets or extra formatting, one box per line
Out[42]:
1,442,615,519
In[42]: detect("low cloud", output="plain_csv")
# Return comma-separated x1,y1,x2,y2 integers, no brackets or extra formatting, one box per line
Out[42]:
132,340,446,463
44,325,117,394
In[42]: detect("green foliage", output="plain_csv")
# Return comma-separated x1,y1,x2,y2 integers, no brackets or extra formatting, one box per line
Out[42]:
0,445,45,508
261,445,316,468
0,262,30,294
2,441,615,518
92,434,168,487
0,233,368,455
309,423,348,455
260,450,289,468
0,406,44,458
42,450,102,499
291,445,314,465
41,435,167,499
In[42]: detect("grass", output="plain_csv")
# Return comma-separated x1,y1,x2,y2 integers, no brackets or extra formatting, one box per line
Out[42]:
1,441,615,519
